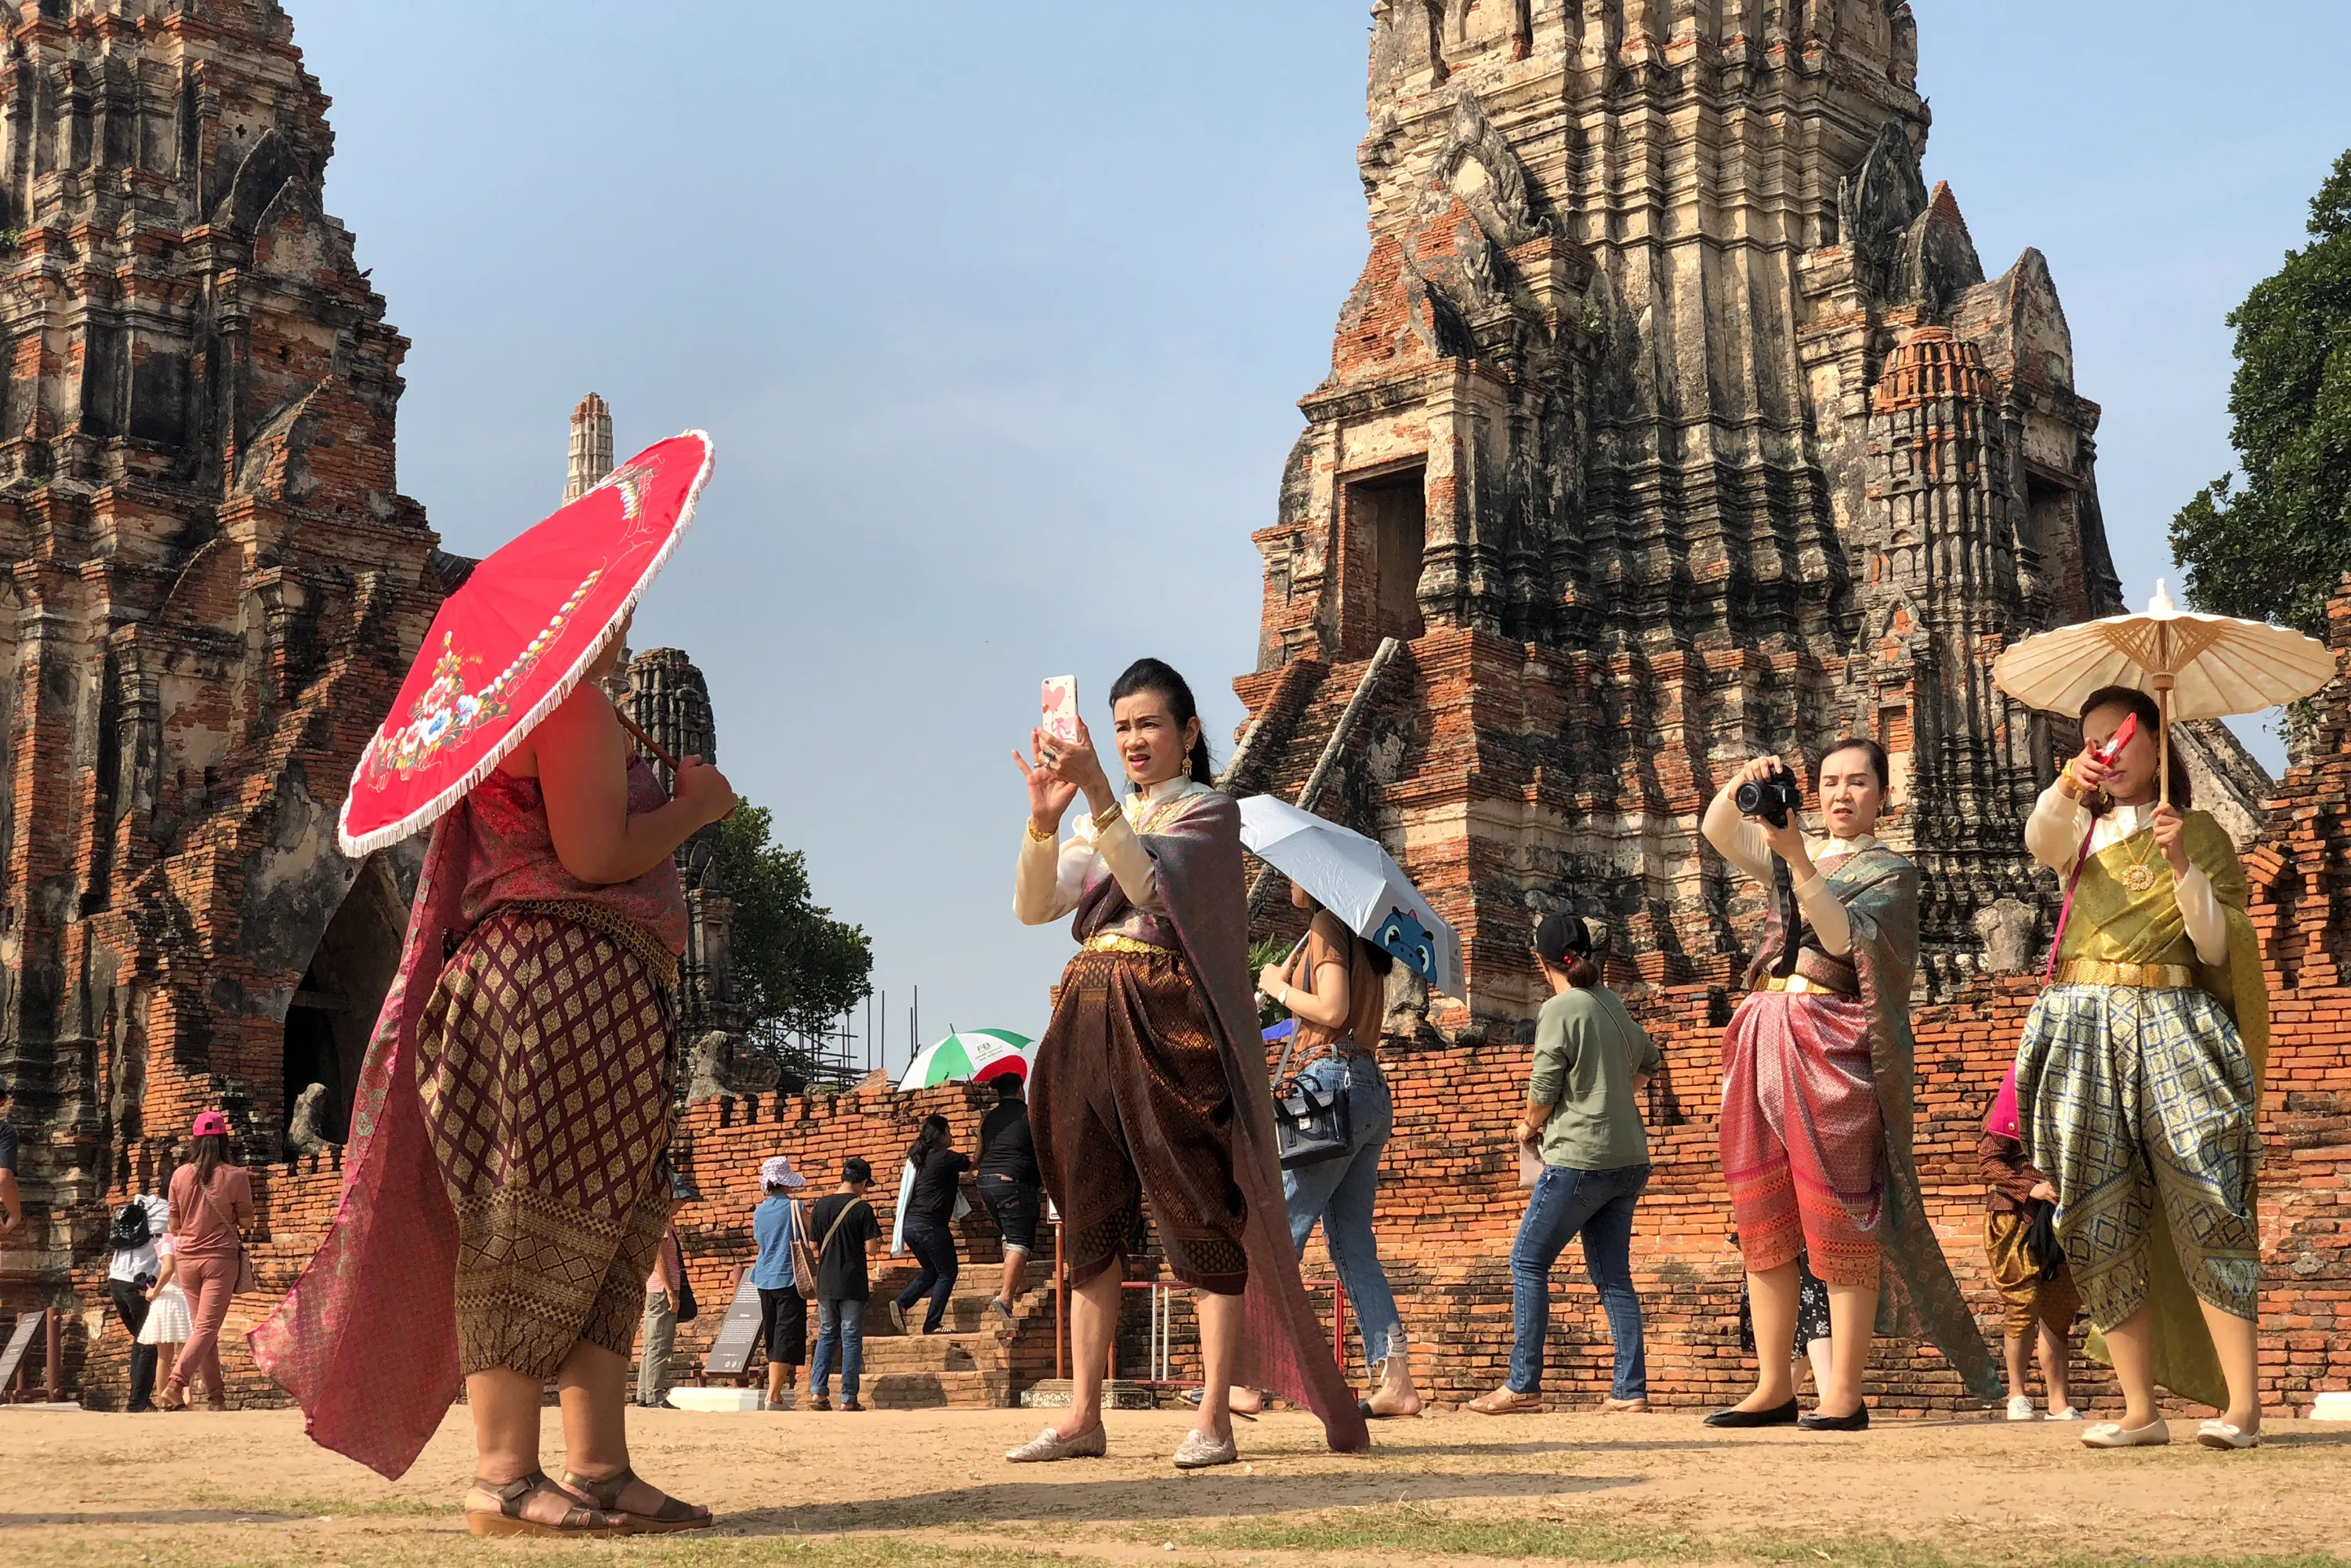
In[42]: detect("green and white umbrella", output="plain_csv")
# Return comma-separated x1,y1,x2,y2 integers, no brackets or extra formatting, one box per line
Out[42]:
896,1027,1035,1092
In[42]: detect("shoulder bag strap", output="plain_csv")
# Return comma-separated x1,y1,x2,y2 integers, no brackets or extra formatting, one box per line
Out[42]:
817,1200,868,1253
2041,825,2096,986
194,1176,245,1255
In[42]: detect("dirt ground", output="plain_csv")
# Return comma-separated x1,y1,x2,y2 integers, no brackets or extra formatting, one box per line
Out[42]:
2,1403,2344,1568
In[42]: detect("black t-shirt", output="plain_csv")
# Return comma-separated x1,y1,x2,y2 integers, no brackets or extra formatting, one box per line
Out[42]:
904,1144,970,1228
977,1101,1040,1188
0,1119,17,1175
807,1193,881,1302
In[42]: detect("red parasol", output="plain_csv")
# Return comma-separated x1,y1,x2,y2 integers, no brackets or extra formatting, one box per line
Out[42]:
337,430,715,856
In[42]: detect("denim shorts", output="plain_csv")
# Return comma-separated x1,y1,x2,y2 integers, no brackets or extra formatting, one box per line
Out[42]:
980,1175,1041,1253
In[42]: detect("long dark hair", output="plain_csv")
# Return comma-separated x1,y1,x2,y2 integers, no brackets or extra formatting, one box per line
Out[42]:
1108,657,1213,785
190,1132,228,1189
2079,685,2191,809
905,1113,951,1168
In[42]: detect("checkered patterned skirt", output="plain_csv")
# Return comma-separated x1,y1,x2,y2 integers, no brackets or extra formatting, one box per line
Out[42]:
2013,983,2260,1330
415,903,678,1379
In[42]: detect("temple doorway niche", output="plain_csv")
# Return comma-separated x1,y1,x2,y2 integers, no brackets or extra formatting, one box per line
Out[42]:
1346,463,1429,654
2025,473,2086,625
281,851,409,1143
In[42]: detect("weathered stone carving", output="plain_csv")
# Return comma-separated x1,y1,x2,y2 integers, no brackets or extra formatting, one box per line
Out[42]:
286,1082,340,1156
688,1030,782,1104
1973,900,2040,976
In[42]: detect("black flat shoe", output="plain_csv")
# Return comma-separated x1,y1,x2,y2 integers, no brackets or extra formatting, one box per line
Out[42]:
1704,1398,1799,1429
1799,1406,1870,1432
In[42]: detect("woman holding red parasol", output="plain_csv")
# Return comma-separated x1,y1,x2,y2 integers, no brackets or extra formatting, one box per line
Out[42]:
254,435,734,1533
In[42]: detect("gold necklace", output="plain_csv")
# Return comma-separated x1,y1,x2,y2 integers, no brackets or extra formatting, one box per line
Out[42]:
2117,817,2162,894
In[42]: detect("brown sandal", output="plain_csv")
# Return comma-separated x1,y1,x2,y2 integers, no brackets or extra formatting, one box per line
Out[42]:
562,1465,713,1534
464,1472,625,1537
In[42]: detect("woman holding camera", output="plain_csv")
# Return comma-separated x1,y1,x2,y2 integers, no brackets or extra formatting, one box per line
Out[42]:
1008,658,1367,1469
2013,686,2266,1450
1701,740,1997,1431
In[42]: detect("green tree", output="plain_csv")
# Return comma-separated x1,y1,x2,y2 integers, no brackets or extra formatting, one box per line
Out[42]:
2171,150,2351,639
708,803,874,1075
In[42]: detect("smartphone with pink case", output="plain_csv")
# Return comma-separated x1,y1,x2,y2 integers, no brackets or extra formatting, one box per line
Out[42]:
1041,676,1081,747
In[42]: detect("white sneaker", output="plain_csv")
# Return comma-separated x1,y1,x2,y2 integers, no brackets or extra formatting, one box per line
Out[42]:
2049,1405,2085,1421
2007,1394,2038,1421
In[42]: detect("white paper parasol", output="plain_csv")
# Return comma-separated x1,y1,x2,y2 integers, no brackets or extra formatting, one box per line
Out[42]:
1237,795,1464,998
1991,579,2335,802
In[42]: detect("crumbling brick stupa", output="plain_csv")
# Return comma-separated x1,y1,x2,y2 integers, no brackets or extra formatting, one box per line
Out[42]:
0,0,455,1331
1226,2,2269,1028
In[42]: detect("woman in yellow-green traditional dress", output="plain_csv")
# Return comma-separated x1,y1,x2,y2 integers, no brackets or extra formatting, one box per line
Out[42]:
2014,685,2267,1451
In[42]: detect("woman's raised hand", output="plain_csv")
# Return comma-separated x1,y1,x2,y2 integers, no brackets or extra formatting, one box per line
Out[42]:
1734,755,1787,789
2067,743,2114,797
1012,730,1081,832
672,755,737,828
2150,802,2191,875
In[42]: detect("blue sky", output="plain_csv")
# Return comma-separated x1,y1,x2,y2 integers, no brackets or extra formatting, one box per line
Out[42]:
291,2,2347,1070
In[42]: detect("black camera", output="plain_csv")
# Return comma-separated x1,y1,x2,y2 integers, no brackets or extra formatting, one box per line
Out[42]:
1733,773,1804,829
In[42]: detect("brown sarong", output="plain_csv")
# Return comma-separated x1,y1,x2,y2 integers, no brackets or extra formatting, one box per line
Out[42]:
415,904,676,1378
1031,947,1249,1294
1983,1211,2082,1340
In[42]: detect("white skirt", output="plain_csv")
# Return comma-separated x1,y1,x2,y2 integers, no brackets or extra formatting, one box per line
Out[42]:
139,1285,192,1345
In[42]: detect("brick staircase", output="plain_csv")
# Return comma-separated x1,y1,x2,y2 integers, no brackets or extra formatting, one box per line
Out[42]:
851,1267,1059,1410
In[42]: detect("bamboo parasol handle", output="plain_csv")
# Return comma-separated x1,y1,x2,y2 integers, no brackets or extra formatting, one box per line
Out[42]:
616,710,680,773
2154,618,2174,809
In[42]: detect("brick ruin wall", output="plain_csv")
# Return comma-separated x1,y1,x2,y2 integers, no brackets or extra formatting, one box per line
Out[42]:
72,932,2350,1417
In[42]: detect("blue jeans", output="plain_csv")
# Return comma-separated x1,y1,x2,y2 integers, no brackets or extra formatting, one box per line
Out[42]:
1281,1056,1404,1370
894,1219,958,1334
811,1298,866,1400
1509,1161,1650,1399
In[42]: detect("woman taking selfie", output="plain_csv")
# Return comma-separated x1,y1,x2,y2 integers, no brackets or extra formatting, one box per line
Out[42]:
2014,686,2266,1450
257,618,734,1534
1259,878,1421,1419
1008,658,1366,1469
1701,739,1997,1430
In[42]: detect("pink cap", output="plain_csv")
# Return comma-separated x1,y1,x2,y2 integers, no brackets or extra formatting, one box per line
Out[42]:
191,1110,230,1139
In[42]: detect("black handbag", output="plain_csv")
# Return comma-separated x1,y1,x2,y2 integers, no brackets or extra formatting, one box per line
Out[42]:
672,1266,700,1324
2023,1200,2064,1282
1270,1030,1353,1170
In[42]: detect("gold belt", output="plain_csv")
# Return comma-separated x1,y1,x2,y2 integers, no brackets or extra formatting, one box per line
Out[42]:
1760,973,1857,998
2052,958,2198,991
1083,933,1178,960
509,899,682,990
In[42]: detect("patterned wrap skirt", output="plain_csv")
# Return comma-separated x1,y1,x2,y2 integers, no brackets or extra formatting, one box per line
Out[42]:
1983,1210,2082,1340
1031,947,1250,1295
1719,990,1886,1288
415,904,678,1379
2014,983,2260,1329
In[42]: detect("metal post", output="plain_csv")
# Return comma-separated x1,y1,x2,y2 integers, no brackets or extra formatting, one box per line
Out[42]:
43,1308,61,1402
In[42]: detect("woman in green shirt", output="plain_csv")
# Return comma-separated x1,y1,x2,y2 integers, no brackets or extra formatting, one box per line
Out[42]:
1468,914,1660,1415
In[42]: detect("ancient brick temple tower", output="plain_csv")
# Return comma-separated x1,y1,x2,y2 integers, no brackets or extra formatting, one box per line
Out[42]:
1226,2,2263,1027
0,0,449,1309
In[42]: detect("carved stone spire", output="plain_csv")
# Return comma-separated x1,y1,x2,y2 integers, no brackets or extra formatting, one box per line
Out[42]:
565,392,614,504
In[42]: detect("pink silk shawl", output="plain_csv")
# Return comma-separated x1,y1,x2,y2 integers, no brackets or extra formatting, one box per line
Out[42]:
1070,788,1371,1454
250,761,685,1479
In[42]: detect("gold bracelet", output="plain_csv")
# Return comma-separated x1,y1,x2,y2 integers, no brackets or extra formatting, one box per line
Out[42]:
1092,801,1124,830
2056,770,2089,803
1025,820,1055,844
